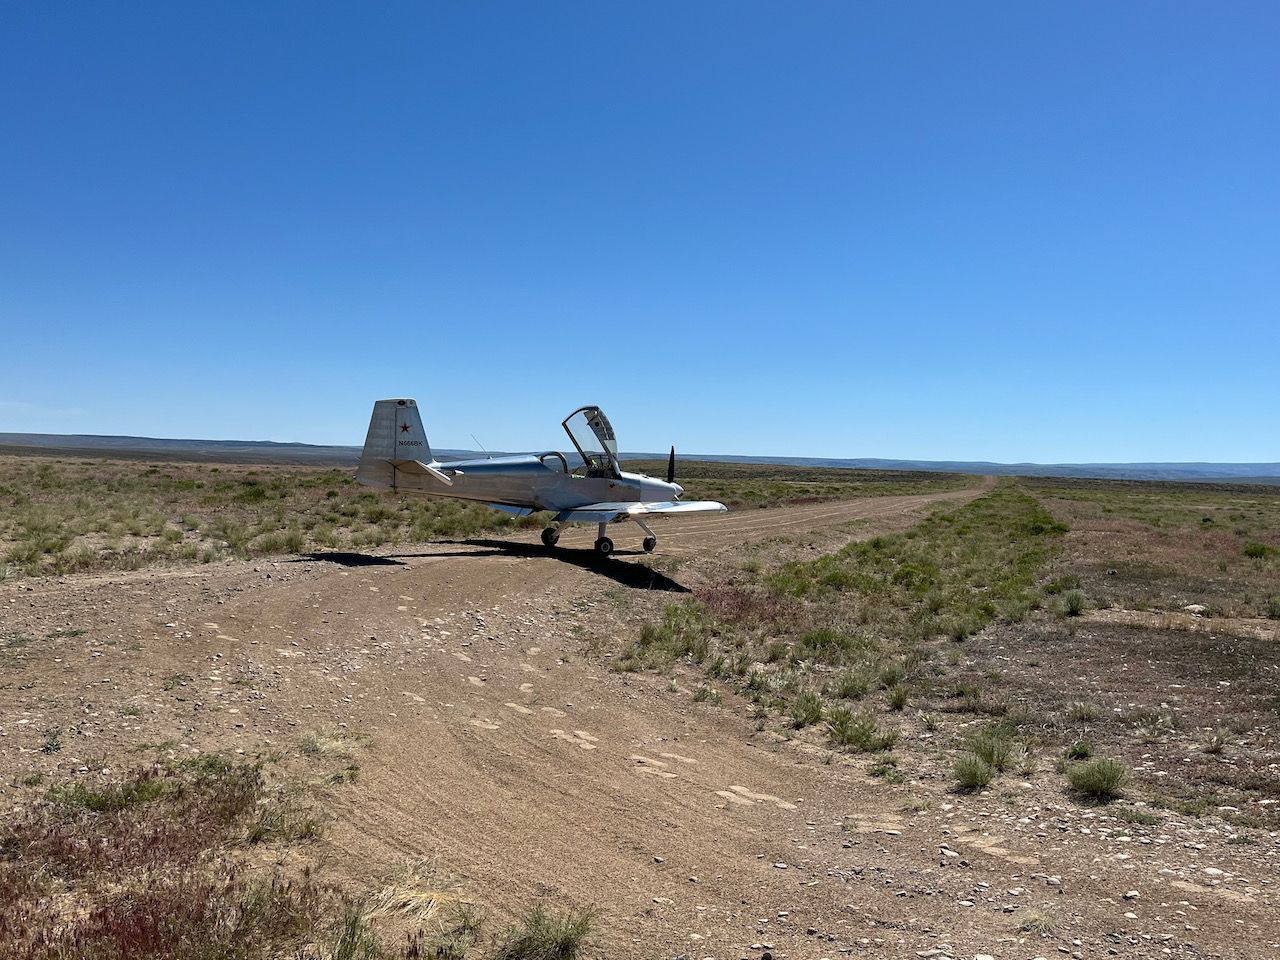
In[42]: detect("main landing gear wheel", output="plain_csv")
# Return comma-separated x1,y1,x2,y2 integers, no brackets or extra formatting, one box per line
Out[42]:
541,527,559,549
594,537,614,557
642,536,657,553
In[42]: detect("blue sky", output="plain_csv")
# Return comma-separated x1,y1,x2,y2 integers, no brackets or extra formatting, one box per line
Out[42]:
2,2,1276,462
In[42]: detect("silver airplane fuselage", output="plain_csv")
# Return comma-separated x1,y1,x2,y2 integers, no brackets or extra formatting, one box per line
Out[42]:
383,453,682,512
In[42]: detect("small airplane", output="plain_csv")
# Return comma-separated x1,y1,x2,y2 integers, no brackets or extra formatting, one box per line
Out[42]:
355,399,727,556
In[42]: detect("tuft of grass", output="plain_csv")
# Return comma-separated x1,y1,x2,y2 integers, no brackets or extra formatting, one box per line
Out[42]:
1018,907,1058,935
826,707,896,752
1067,701,1098,723
1242,541,1273,559
418,903,485,959
886,684,908,711
868,756,905,783
495,903,597,960
620,603,714,671
1064,740,1092,760
246,796,325,844
326,764,362,785
48,772,172,812
366,858,464,927
1067,757,1129,802
692,686,723,706
966,723,1016,772
1203,729,1228,755
1113,807,1160,826
299,728,365,758
829,667,872,701
330,906,389,960
1060,589,1087,617
788,689,824,727
953,753,994,792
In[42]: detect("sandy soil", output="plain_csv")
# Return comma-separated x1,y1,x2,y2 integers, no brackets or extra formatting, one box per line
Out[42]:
3,481,1278,960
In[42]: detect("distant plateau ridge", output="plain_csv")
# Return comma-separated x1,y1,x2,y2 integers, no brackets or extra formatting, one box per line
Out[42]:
0,432,1276,484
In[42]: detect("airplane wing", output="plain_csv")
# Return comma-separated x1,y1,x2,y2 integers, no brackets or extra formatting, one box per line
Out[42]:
555,501,728,524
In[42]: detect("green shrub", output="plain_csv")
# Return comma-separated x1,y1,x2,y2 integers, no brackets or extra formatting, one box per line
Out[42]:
826,707,896,752
1064,740,1092,760
495,904,597,960
967,725,1015,771
1068,758,1129,801
829,667,872,700
953,753,994,791
1242,541,1272,559
886,684,908,711
1062,589,1087,616
789,690,824,727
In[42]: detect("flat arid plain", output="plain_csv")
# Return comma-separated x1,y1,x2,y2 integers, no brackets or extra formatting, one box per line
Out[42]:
2,453,1278,960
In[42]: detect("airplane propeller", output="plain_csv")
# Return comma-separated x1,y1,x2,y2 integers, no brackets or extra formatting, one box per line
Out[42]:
667,445,676,485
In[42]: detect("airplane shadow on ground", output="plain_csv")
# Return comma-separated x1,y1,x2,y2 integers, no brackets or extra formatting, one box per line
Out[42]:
296,543,688,593
437,539,690,593
295,552,407,568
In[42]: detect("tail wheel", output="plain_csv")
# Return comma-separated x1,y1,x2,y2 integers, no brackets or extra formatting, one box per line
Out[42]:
594,537,614,557
541,527,559,549
642,537,657,553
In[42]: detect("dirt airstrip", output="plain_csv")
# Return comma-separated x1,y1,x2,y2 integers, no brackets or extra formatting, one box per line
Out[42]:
3,482,1278,960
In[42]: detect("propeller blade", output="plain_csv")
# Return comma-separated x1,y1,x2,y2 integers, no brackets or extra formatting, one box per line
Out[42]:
667,445,676,484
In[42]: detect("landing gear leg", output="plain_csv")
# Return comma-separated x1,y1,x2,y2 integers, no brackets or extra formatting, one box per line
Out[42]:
593,522,614,557
637,519,658,554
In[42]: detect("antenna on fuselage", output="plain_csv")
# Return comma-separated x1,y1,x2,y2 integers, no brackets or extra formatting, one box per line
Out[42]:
470,434,492,459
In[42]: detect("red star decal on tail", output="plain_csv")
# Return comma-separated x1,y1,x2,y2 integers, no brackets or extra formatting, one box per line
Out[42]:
400,423,411,433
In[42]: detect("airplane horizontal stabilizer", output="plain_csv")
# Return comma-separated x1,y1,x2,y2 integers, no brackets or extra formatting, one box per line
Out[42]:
383,459,456,486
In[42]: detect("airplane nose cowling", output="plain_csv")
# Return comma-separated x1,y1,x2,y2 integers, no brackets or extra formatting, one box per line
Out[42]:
639,479,679,503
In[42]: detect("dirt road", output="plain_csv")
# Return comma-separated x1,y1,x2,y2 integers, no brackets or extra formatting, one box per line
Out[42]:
4,480,1277,959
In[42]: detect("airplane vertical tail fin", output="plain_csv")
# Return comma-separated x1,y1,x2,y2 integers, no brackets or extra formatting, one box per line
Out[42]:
356,398,432,488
